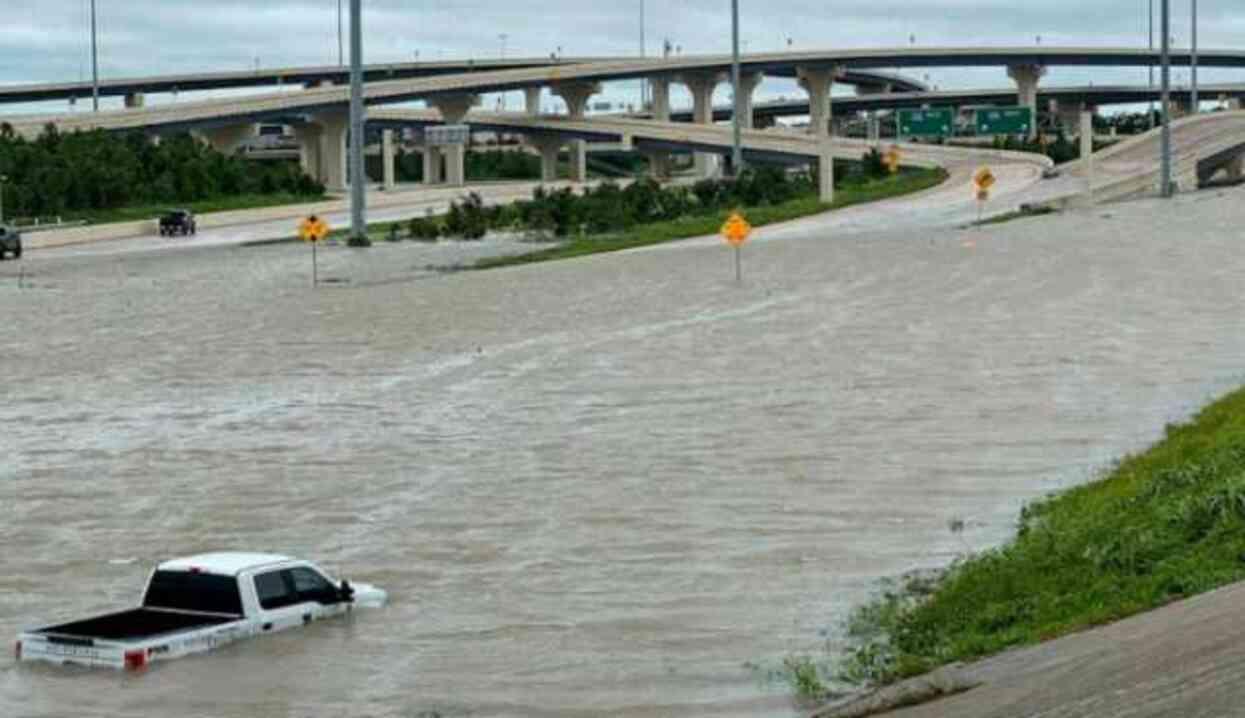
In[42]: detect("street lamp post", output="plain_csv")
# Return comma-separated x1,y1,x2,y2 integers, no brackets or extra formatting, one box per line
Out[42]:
348,0,368,243
1161,0,1173,198
1191,0,1198,114
498,34,509,110
338,0,344,66
90,0,99,112
730,0,743,176
1148,0,1155,129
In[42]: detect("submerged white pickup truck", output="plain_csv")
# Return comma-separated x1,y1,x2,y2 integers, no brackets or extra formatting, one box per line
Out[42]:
15,552,387,671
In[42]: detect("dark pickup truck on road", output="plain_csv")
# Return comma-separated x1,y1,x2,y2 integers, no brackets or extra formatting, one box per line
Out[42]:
158,210,197,237
0,225,21,260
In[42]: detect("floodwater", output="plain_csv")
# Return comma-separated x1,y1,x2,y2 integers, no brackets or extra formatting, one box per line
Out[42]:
4,187,1245,718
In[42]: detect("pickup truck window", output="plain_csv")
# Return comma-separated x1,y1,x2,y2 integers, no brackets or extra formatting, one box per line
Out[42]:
143,571,244,616
254,571,299,610
289,568,335,602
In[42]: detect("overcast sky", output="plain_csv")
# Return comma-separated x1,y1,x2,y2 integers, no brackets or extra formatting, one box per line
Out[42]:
3,1,1244,112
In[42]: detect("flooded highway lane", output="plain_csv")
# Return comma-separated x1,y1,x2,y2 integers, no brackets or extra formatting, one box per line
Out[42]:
4,189,1245,717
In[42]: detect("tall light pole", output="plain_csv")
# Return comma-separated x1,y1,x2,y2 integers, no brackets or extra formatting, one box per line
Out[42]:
348,0,368,244
1161,0,1173,198
338,0,344,66
1191,0,1198,114
730,0,743,176
1148,0,1155,129
90,0,99,112
498,34,508,111
640,0,648,107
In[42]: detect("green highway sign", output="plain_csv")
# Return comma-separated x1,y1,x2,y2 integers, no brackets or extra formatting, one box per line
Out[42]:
975,107,1033,135
897,108,955,137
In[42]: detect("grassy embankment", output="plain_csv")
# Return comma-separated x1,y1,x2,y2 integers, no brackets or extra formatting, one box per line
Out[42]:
834,385,1245,688
471,168,948,270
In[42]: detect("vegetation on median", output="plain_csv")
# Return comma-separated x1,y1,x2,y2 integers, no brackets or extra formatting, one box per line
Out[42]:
0,124,324,224
831,385,1245,688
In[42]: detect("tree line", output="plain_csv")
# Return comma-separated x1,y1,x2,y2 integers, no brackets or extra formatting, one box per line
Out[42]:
0,123,323,220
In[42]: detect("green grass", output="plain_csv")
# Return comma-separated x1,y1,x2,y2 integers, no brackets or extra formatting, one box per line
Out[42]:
472,168,948,270
839,385,1245,686
62,193,329,225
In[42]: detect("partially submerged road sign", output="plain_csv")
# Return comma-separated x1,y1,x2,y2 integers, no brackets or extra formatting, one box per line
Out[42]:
721,212,752,247
897,108,954,137
883,146,902,174
299,215,330,243
975,107,1033,136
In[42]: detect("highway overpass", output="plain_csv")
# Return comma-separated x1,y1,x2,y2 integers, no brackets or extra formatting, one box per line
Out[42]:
5,47,1242,200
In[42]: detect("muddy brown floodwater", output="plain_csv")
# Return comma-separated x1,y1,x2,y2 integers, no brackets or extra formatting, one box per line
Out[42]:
4,189,1245,718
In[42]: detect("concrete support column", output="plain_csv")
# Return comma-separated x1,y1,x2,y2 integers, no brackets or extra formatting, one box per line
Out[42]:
817,150,835,203
1057,101,1083,136
1171,98,1192,119
551,81,601,119
530,136,564,183
314,112,350,194
381,129,396,190
124,92,145,109
568,140,588,182
442,144,466,187
681,71,724,177
524,87,543,117
644,150,672,179
735,72,764,130
292,124,323,182
1007,64,1046,139
797,66,841,138
650,77,672,122
422,147,443,185
195,123,257,156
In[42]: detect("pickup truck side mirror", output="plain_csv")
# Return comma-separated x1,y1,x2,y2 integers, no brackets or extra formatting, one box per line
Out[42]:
338,580,355,603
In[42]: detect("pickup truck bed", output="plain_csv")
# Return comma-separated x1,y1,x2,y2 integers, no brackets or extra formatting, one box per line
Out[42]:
37,608,238,642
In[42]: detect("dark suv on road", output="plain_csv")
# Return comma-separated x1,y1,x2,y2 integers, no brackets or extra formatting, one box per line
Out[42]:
159,209,197,237
0,225,21,260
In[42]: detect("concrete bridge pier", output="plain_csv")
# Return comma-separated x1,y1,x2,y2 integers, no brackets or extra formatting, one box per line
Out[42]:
644,150,672,180
1007,64,1046,139
649,77,672,122
313,112,350,193
797,65,842,138
529,135,565,183
422,146,444,185
124,92,145,109
524,87,543,117
735,72,765,130
552,82,600,183
291,123,323,184
817,150,835,203
681,71,725,177
381,129,396,190
430,93,479,187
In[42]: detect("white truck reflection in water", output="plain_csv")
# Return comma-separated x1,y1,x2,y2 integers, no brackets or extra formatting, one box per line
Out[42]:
15,553,387,671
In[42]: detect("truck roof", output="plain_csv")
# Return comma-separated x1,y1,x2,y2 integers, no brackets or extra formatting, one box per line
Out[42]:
158,552,295,576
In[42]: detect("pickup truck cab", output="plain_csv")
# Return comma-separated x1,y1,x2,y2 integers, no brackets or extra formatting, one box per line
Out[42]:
15,552,386,671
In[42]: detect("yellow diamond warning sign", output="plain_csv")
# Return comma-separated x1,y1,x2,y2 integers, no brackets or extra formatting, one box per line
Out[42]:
721,212,752,248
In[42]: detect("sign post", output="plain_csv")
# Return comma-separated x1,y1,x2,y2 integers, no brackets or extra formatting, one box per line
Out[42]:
299,215,331,286
720,211,753,282
972,167,996,223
